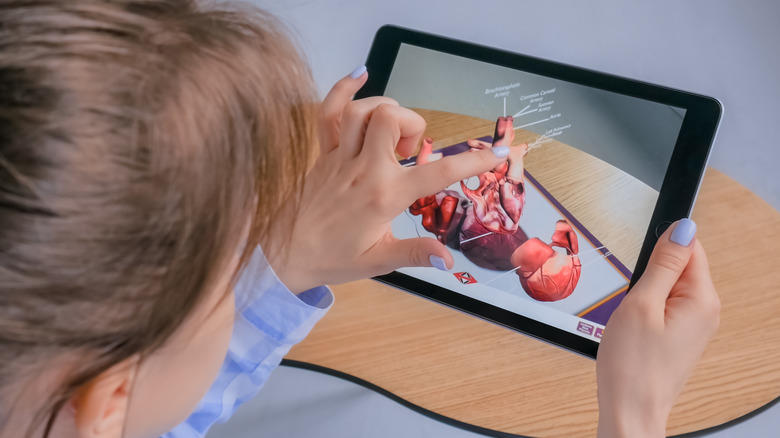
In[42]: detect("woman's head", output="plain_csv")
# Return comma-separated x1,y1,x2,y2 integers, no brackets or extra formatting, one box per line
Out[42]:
0,1,316,436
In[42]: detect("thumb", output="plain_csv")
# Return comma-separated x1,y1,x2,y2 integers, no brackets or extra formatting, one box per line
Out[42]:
369,236,454,273
635,218,698,301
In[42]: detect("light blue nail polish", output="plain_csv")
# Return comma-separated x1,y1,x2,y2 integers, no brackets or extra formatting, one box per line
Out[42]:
349,65,367,79
429,255,449,271
670,218,697,246
492,145,510,158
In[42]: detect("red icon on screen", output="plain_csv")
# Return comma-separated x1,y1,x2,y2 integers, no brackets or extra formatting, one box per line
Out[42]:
454,272,478,285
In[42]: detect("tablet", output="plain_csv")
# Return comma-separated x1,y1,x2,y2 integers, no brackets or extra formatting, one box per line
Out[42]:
359,25,721,358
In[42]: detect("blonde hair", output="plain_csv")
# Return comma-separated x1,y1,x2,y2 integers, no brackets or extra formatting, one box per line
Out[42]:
0,0,316,435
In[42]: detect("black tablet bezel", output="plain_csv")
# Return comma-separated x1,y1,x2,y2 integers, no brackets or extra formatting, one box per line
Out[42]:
361,25,722,359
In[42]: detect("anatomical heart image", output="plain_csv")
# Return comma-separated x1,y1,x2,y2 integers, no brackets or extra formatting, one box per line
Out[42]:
408,117,582,302
393,112,632,325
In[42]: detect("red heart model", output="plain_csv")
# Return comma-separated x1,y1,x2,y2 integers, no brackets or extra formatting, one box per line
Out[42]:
510,220,582,301
408,118,531,270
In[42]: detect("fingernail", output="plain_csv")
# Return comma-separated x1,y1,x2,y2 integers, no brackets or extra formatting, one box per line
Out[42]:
670,218,697,246
349,65,367,79
492,145,510,158
429,255,449,271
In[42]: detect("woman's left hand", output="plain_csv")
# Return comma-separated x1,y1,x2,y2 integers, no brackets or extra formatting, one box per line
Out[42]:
268,67,510,293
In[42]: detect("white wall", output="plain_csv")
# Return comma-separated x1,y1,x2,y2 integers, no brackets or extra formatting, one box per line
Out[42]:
256,0,780,211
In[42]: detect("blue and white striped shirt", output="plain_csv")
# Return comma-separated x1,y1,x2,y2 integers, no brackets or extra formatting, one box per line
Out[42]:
162,247,334,438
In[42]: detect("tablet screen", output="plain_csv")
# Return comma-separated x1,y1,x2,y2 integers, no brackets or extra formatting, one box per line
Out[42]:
383,43,687,344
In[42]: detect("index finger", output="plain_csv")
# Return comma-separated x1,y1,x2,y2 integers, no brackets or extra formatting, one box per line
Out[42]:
403,147,509,201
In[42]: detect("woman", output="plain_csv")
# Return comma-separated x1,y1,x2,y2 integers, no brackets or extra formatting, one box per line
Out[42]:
0,1,719,437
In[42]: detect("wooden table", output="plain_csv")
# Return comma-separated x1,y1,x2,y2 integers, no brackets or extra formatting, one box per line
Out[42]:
287,111,780,437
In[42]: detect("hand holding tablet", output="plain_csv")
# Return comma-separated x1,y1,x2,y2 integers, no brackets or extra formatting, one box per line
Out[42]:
361,25,721,358
596,219,720,436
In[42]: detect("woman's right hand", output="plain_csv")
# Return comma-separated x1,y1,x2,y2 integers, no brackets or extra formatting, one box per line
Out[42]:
596,219,721,438
266,67,511,294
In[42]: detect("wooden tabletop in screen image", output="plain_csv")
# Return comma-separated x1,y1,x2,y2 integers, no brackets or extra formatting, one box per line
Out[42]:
414,108,657,271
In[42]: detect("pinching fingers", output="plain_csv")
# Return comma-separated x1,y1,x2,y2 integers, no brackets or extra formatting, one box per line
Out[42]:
360,103,426,163
337,97,399,158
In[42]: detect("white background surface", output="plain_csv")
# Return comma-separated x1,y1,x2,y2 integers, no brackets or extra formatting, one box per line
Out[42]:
218,1,780,436
259,0,780,212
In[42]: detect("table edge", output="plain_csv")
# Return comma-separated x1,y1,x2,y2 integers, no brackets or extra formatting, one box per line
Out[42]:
279,359,780,438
